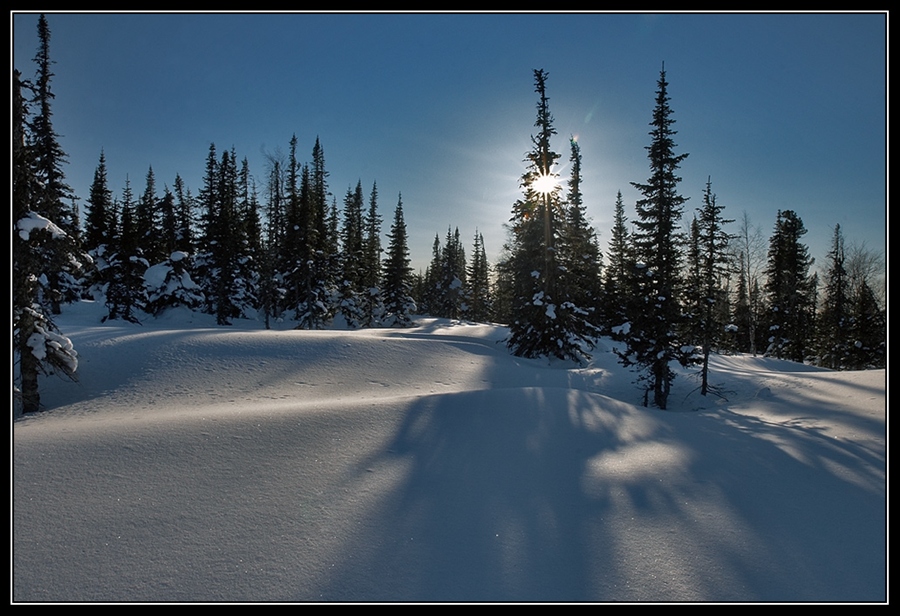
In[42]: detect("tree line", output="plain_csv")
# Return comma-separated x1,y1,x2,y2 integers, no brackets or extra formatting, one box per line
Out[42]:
500,67,885,408
13,16,886,414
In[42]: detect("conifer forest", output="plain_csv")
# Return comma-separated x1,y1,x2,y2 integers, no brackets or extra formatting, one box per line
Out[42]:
13,15,886,415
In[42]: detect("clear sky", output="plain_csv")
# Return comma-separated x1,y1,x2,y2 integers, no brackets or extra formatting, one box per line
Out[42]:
12,11,887,276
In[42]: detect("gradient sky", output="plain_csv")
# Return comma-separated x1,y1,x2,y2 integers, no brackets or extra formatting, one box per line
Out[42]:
12,11,887,276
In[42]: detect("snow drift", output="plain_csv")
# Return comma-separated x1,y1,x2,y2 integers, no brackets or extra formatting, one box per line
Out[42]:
13,302,886,602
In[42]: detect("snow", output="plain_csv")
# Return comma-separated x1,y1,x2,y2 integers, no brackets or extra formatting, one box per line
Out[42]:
13,301,886,603
16,211,68,240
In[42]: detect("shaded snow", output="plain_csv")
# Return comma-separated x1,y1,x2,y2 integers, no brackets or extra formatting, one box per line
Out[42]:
12,301,886,603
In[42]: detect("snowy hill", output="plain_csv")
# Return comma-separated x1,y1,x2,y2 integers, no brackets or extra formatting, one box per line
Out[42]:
12,301,886,603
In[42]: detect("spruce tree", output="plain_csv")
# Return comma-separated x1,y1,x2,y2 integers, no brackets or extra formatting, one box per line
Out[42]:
602,190,633,333
195,143,220,314
144,249,204,317
138,166,162,263
465,231,493,322
422,234,444,316
692,177,734,395
83,150,115,298
29,14,85,312
157,186,179,258
173,173,195,255
236,157,262,316
260,152,287,323
558,136,603,335
506,69,594,362
682,215,705,345
288,138,333,329
382,194,416,327
215,148,244,324
13,67,78,413
817,224,851,369
361,181,385,326
338,181,366,327
619,65,691,409
763,209,816,362
84,150,113,253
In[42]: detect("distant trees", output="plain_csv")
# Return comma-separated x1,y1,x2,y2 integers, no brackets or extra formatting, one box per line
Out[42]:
465,230,493,322
102,176,146,323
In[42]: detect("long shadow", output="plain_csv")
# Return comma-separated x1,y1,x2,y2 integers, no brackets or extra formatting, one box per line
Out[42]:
313,387,659,602
308,382,885,602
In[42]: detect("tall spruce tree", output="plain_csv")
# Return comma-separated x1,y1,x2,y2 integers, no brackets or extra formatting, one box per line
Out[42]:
558,136,603,335
29,14,85,313
13,67,78,413
382,194,416,327
619,65,691,409
817,224,851,369
338,181,366,327
195,143,219,314
288,138,333,329
603,190,633,333
360,181,385,326
216,148,246,323
763,209,816,362
506,69,594,362
83,150,115,298
691,178,734,395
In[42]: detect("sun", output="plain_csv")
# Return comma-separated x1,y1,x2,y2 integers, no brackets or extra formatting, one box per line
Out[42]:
532,173,559,195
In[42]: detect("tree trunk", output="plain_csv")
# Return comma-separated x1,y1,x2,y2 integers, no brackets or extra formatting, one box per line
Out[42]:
18,313,41,413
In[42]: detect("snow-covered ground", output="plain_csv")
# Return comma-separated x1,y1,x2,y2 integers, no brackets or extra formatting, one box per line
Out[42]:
12,301,886,603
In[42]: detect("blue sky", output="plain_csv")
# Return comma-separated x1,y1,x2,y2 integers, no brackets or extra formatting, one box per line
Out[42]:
12,12,887,276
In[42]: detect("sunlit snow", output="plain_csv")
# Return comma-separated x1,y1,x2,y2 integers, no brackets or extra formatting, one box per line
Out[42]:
12,301,886,603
